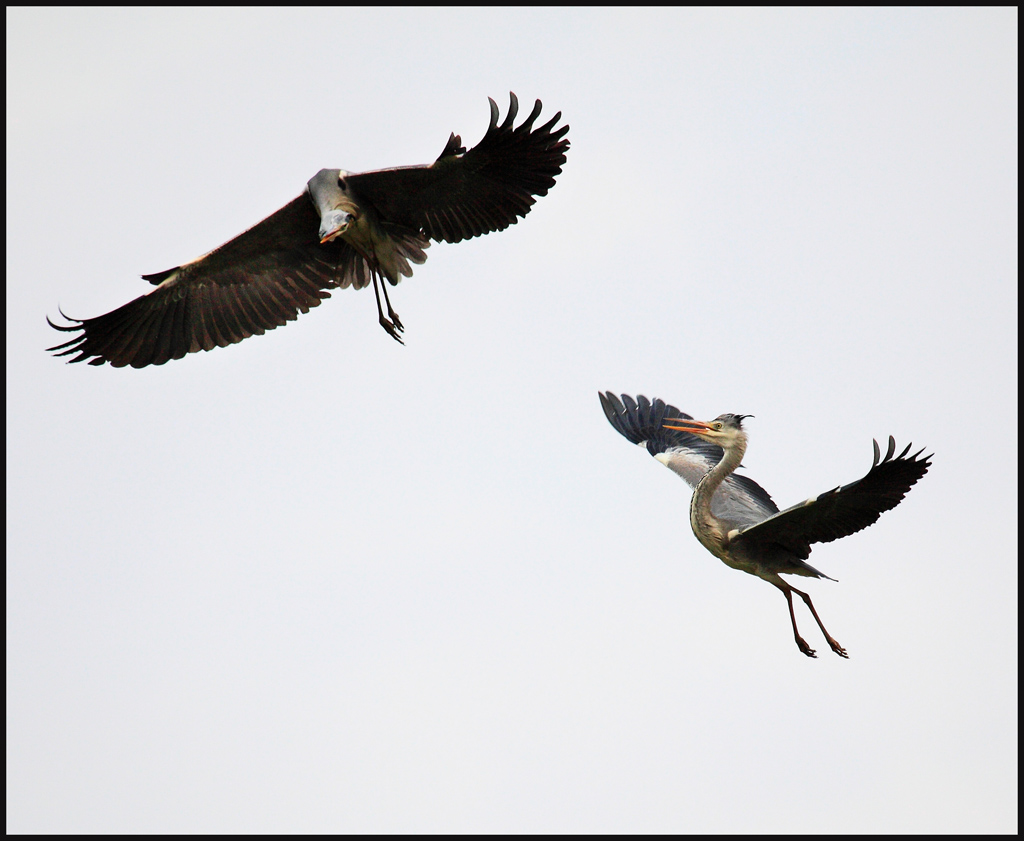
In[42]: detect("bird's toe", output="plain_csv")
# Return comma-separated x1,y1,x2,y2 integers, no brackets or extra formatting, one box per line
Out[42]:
378,316,405,345
797,639,817,658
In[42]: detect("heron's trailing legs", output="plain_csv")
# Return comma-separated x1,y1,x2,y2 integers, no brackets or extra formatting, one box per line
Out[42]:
371,273,404,344
776,581,848,659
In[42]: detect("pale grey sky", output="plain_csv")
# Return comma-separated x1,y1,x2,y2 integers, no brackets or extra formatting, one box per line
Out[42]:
7,7,1017,833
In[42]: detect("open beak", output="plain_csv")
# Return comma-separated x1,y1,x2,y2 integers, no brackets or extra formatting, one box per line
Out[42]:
319,210,353,244
662,418,714,434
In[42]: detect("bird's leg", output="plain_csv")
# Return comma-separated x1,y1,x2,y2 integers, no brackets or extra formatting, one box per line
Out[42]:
371,272,404,344
789,585,849,659
779,585,817,658
379,277,403,334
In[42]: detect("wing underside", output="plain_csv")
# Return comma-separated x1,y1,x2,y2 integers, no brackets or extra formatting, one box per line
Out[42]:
345,93,570,244
47,196,353,367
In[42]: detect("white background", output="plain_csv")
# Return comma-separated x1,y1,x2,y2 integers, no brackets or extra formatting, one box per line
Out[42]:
7,8,1017,832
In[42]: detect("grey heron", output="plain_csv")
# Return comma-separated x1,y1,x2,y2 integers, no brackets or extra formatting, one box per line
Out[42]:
47,93,569,367
599,392,931,658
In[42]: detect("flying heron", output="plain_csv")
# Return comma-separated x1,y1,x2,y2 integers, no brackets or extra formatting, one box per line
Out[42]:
599,392,931,658
47,93,569,367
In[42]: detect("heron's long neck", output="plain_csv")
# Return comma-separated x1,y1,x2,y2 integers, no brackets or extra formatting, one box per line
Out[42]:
690,438,746,552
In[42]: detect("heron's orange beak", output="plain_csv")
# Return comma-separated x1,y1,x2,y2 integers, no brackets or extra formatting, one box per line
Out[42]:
662,418,714,434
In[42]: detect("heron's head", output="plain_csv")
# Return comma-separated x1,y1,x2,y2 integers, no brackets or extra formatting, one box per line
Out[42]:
319,209,354,244
663,413,751,448
307,168,357,243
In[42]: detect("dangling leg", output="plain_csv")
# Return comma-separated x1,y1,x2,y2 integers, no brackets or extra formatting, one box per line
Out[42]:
789,584,848,658
379,277,403,334
774,582,817,658
371,271,404,344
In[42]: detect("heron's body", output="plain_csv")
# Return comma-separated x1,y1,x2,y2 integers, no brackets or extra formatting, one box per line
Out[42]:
306,167,428,284
599,392,931,658
48,93,568,367
673,426,832,581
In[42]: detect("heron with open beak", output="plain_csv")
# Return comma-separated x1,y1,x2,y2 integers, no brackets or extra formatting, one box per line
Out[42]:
599,392,931,658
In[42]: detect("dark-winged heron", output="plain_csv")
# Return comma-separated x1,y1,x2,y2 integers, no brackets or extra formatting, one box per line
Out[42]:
48,93,569,367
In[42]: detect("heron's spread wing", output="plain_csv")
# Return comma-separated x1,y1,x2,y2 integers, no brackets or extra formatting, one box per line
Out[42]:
47,92,566,367
47,195,366,368
733,437,932,559
599,392,778,527
343,93,569,244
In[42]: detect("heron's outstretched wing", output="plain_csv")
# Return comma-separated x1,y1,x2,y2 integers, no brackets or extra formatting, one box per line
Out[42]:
47,92,566,368
46,195,381,368
733,437,932,560
599,392,778,527
344,93,569,244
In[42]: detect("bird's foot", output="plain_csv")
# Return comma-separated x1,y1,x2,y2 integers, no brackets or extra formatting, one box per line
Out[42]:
387,309,404,333
826,637,849,659
796,637,817,658
379,315,405,345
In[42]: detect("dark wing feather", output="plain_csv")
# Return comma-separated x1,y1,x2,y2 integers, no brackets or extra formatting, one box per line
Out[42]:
343,93,569,243
600,390,698,457
733,436,932,559
47,195,367,368
599,392,778,526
